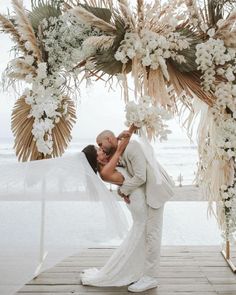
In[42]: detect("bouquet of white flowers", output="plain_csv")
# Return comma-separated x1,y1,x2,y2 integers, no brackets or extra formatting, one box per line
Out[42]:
125,95,172,141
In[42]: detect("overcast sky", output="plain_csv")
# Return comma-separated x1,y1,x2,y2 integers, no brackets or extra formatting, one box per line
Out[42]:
0,0,192,144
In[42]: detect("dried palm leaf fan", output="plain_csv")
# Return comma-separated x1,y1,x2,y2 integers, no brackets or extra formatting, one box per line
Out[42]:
71,2,131,76
92,15,132,75
11,96,77,162
29,0,63,31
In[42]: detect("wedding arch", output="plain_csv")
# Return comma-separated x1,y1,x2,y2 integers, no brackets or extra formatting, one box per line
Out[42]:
0,0,236,271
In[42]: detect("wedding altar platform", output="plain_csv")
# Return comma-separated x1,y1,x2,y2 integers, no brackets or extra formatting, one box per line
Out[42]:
16,246,236,295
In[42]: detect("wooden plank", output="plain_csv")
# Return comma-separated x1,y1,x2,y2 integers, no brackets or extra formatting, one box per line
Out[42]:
213,284,236,292
16,246,236,295
158,284,216,292
16,294,218,295
19,284,129,292
208,278,236,284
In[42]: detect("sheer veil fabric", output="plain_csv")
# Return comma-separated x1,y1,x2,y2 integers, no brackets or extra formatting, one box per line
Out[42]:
0,152,129,295
0,135,174,295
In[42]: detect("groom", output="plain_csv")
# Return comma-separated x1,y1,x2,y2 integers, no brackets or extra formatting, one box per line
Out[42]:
96,130,173,292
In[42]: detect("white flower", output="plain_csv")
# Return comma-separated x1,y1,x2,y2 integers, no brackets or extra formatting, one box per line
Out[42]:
142,55,152,67
24,55,35,65
225,200,232,208
25,74,34,83
127,48,136,59
37,63,48,80
222,192,229,199
25,41,33,51
55,76,65,87
200,23,208,32
207,28,215,37
114,51,126,61
225,68,235,82
125,96,172,140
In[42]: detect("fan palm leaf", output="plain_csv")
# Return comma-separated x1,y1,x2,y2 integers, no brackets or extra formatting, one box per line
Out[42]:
79,3,111,23
29,0,63,31
11,95,76,162
92,15,131,75
167,62,215,107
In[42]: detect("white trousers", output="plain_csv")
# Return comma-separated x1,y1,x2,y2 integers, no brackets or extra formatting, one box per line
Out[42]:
144,204,164,278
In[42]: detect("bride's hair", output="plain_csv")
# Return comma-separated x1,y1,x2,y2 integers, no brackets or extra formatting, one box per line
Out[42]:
82,145,98,174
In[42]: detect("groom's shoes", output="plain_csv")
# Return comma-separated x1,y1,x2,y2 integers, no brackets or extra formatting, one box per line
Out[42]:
128,276,158,292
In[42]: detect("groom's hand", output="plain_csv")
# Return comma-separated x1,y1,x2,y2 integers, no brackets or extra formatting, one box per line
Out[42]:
123,196,130,204
118,188,130,204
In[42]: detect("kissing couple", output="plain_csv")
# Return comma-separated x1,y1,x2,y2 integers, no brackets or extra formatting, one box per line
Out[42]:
81,127,175,292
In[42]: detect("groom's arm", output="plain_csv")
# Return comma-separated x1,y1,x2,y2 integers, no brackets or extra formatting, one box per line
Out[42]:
119,141,147,196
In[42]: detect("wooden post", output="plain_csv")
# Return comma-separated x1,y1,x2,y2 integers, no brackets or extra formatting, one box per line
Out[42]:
33,175,48,278
221,239,236,273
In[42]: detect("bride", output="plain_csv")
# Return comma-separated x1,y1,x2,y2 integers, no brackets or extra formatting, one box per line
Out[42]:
81,131,149,287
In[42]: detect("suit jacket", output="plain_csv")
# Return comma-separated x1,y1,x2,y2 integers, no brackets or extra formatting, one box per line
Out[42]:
119,140,174,209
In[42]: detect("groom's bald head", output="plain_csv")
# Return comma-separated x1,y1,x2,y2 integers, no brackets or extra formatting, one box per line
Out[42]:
96,130,118,156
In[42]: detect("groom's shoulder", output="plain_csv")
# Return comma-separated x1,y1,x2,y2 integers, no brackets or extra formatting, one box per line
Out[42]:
125,140,141,152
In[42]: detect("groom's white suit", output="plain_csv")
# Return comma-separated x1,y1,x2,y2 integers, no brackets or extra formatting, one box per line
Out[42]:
119,140,174,278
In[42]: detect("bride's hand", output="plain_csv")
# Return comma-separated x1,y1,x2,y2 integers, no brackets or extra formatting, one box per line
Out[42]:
117,124,138,141
116,136,130,155
117,130,132,140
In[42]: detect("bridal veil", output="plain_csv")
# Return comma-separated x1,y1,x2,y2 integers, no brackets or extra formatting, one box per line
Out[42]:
0,152,129,295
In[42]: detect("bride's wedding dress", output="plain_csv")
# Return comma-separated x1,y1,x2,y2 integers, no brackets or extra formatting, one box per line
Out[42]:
80,167,148,286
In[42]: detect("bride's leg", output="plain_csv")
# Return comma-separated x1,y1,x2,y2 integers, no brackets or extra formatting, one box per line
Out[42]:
80,187,148,286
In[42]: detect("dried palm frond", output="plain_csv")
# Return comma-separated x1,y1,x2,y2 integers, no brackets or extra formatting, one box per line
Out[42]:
118,0,135,29
11,95,76,162
148,68,172,106
92,19,131,75
0,14,27,54
29,0,63,31
79,0,113,9
7,72,27,80
172,28,204,72
216,8,236,47
83,35,115,50
167,62,215,107
199,0,236,27
12,0,42,61
79,3,112,22
137,0,144,31
70,5,116,33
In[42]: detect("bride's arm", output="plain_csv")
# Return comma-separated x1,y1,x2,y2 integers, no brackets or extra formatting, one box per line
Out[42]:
99,137,130,183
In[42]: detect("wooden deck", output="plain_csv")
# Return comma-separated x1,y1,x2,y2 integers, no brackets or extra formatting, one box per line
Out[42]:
17,246,236,295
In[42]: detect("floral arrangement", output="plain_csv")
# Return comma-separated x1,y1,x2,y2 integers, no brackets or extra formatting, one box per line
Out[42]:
194,16,236,241
125,95,172,141
220,181,236,241
0,0,236,246
115,28,190,81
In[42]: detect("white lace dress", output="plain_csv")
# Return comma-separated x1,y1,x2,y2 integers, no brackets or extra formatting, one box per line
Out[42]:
80,167,148,286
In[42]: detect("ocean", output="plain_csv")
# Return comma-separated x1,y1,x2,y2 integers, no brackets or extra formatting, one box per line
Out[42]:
0,136,198,185
0,136,221,246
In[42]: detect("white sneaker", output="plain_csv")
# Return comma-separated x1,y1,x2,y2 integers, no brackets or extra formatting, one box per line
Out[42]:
128,276,158,292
